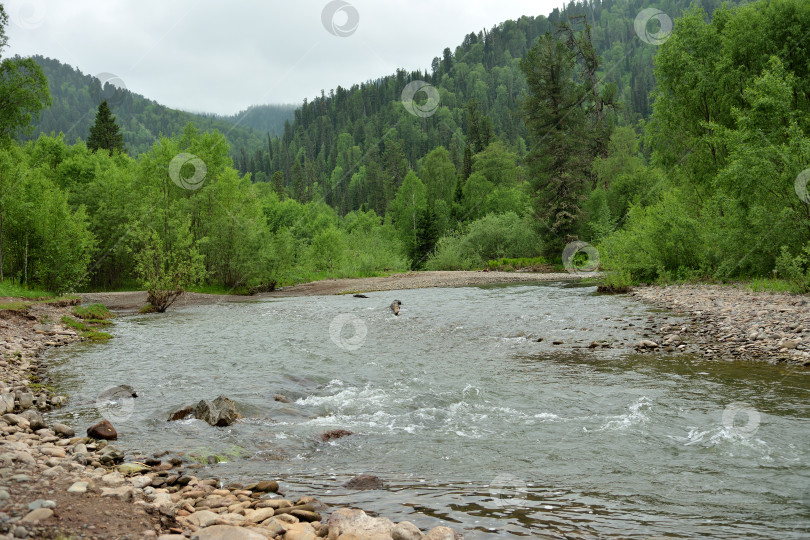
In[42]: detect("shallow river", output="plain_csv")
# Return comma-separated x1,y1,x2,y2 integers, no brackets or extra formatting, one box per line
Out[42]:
45,282,810,538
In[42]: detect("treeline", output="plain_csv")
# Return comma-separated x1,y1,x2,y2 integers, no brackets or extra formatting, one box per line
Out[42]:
20,56,295,158
596,0,810,290
239,0,734,213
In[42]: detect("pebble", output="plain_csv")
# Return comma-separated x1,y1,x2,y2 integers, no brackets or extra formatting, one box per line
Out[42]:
27,499,56,510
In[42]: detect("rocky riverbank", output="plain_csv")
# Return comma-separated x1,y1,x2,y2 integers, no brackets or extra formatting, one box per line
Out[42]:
0,300,463,539
631,284,810,366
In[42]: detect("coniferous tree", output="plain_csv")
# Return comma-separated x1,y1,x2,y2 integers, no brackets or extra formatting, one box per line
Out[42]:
87,100,125,155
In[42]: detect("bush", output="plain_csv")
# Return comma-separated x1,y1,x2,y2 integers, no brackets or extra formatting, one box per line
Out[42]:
774,244,810,293
426,213,543,270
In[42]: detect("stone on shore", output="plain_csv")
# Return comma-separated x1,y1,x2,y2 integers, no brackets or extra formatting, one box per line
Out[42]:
192,395,239,427
87,419,118,440
190,524,267,540
393,521,425,540
20,409,46,430
327,508,394,539
67,481,89,493
21,507,53,523
52,423,75,437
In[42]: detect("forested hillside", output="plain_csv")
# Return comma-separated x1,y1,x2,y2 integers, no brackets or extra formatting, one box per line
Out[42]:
21,56,295,157
2,0,810,301
245,0,735,211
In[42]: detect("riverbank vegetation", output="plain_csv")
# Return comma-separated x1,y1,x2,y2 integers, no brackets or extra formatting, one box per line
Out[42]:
1,0,808,298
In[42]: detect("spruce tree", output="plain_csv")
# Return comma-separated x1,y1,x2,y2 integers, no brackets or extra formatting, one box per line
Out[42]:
87,100,125,155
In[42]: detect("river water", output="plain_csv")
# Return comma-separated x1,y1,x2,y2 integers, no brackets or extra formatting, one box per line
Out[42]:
44,282,810,538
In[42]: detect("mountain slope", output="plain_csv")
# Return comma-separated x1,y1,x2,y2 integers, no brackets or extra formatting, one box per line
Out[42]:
22,56,295,158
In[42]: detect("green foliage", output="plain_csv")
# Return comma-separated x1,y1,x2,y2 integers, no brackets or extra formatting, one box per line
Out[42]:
773,244,810,293
486,256,549,271
426,212,543,270
0,279,54,299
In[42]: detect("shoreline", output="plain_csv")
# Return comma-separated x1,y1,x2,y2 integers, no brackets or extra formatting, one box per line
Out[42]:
78,270,583,312
2,277,808,538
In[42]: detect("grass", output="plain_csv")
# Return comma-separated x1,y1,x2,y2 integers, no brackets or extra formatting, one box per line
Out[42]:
72,303,114,320
748,278,808,295
0,279,56,299
61,315,114,341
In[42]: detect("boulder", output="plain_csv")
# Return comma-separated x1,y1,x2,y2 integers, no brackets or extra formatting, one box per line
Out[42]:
167,406,193,421
18,392,34,409
343,474,385,490
326,508,394,540
98,385,138,399
393,521,424,540
87,419,117,440
636,339,659,349
246,480,278,493
187,509,220,527
21,508,53,523
193,396,239,427
99,445,124,465
390,299,402,316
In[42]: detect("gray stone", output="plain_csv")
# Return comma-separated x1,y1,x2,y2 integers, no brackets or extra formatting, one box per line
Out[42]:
193,396,239,427
0,393,14,414
19,410,45,431
98,385,138,400
343,473,385,490
18,393,34,410
27,499,56,510
52,423,75,438
13,525,28,538
186,509,220,527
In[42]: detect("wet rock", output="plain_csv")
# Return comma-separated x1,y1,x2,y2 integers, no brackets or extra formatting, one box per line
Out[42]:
87,419,117,440
193,396,239,427
390,299,402,316
273,394,291,403
320,429,353,442
167,406,193,422
393,521,425,540
248,480,279,493
636,339,659,349
343,473,385,490
52,423,74,438
99,384,138,399
290,509,321,522
327,508,394,539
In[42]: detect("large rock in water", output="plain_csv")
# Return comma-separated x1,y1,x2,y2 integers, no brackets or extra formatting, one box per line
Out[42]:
87,419,118,440
326,508,394,540
193,396,239,427
343,474,385,490
98,385,138,399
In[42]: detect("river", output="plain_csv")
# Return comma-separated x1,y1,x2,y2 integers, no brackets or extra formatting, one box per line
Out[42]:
44,282,810,538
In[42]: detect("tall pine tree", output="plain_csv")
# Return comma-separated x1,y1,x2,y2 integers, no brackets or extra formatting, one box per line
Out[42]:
87,100,125,155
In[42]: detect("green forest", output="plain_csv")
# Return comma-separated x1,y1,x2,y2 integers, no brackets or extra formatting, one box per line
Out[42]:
2,0,810,305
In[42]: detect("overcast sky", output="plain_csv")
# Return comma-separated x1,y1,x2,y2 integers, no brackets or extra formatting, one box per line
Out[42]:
4,0,571,115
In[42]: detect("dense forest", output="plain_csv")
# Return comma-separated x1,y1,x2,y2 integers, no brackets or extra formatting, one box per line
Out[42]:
2,0,810,303
21,56,296,158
